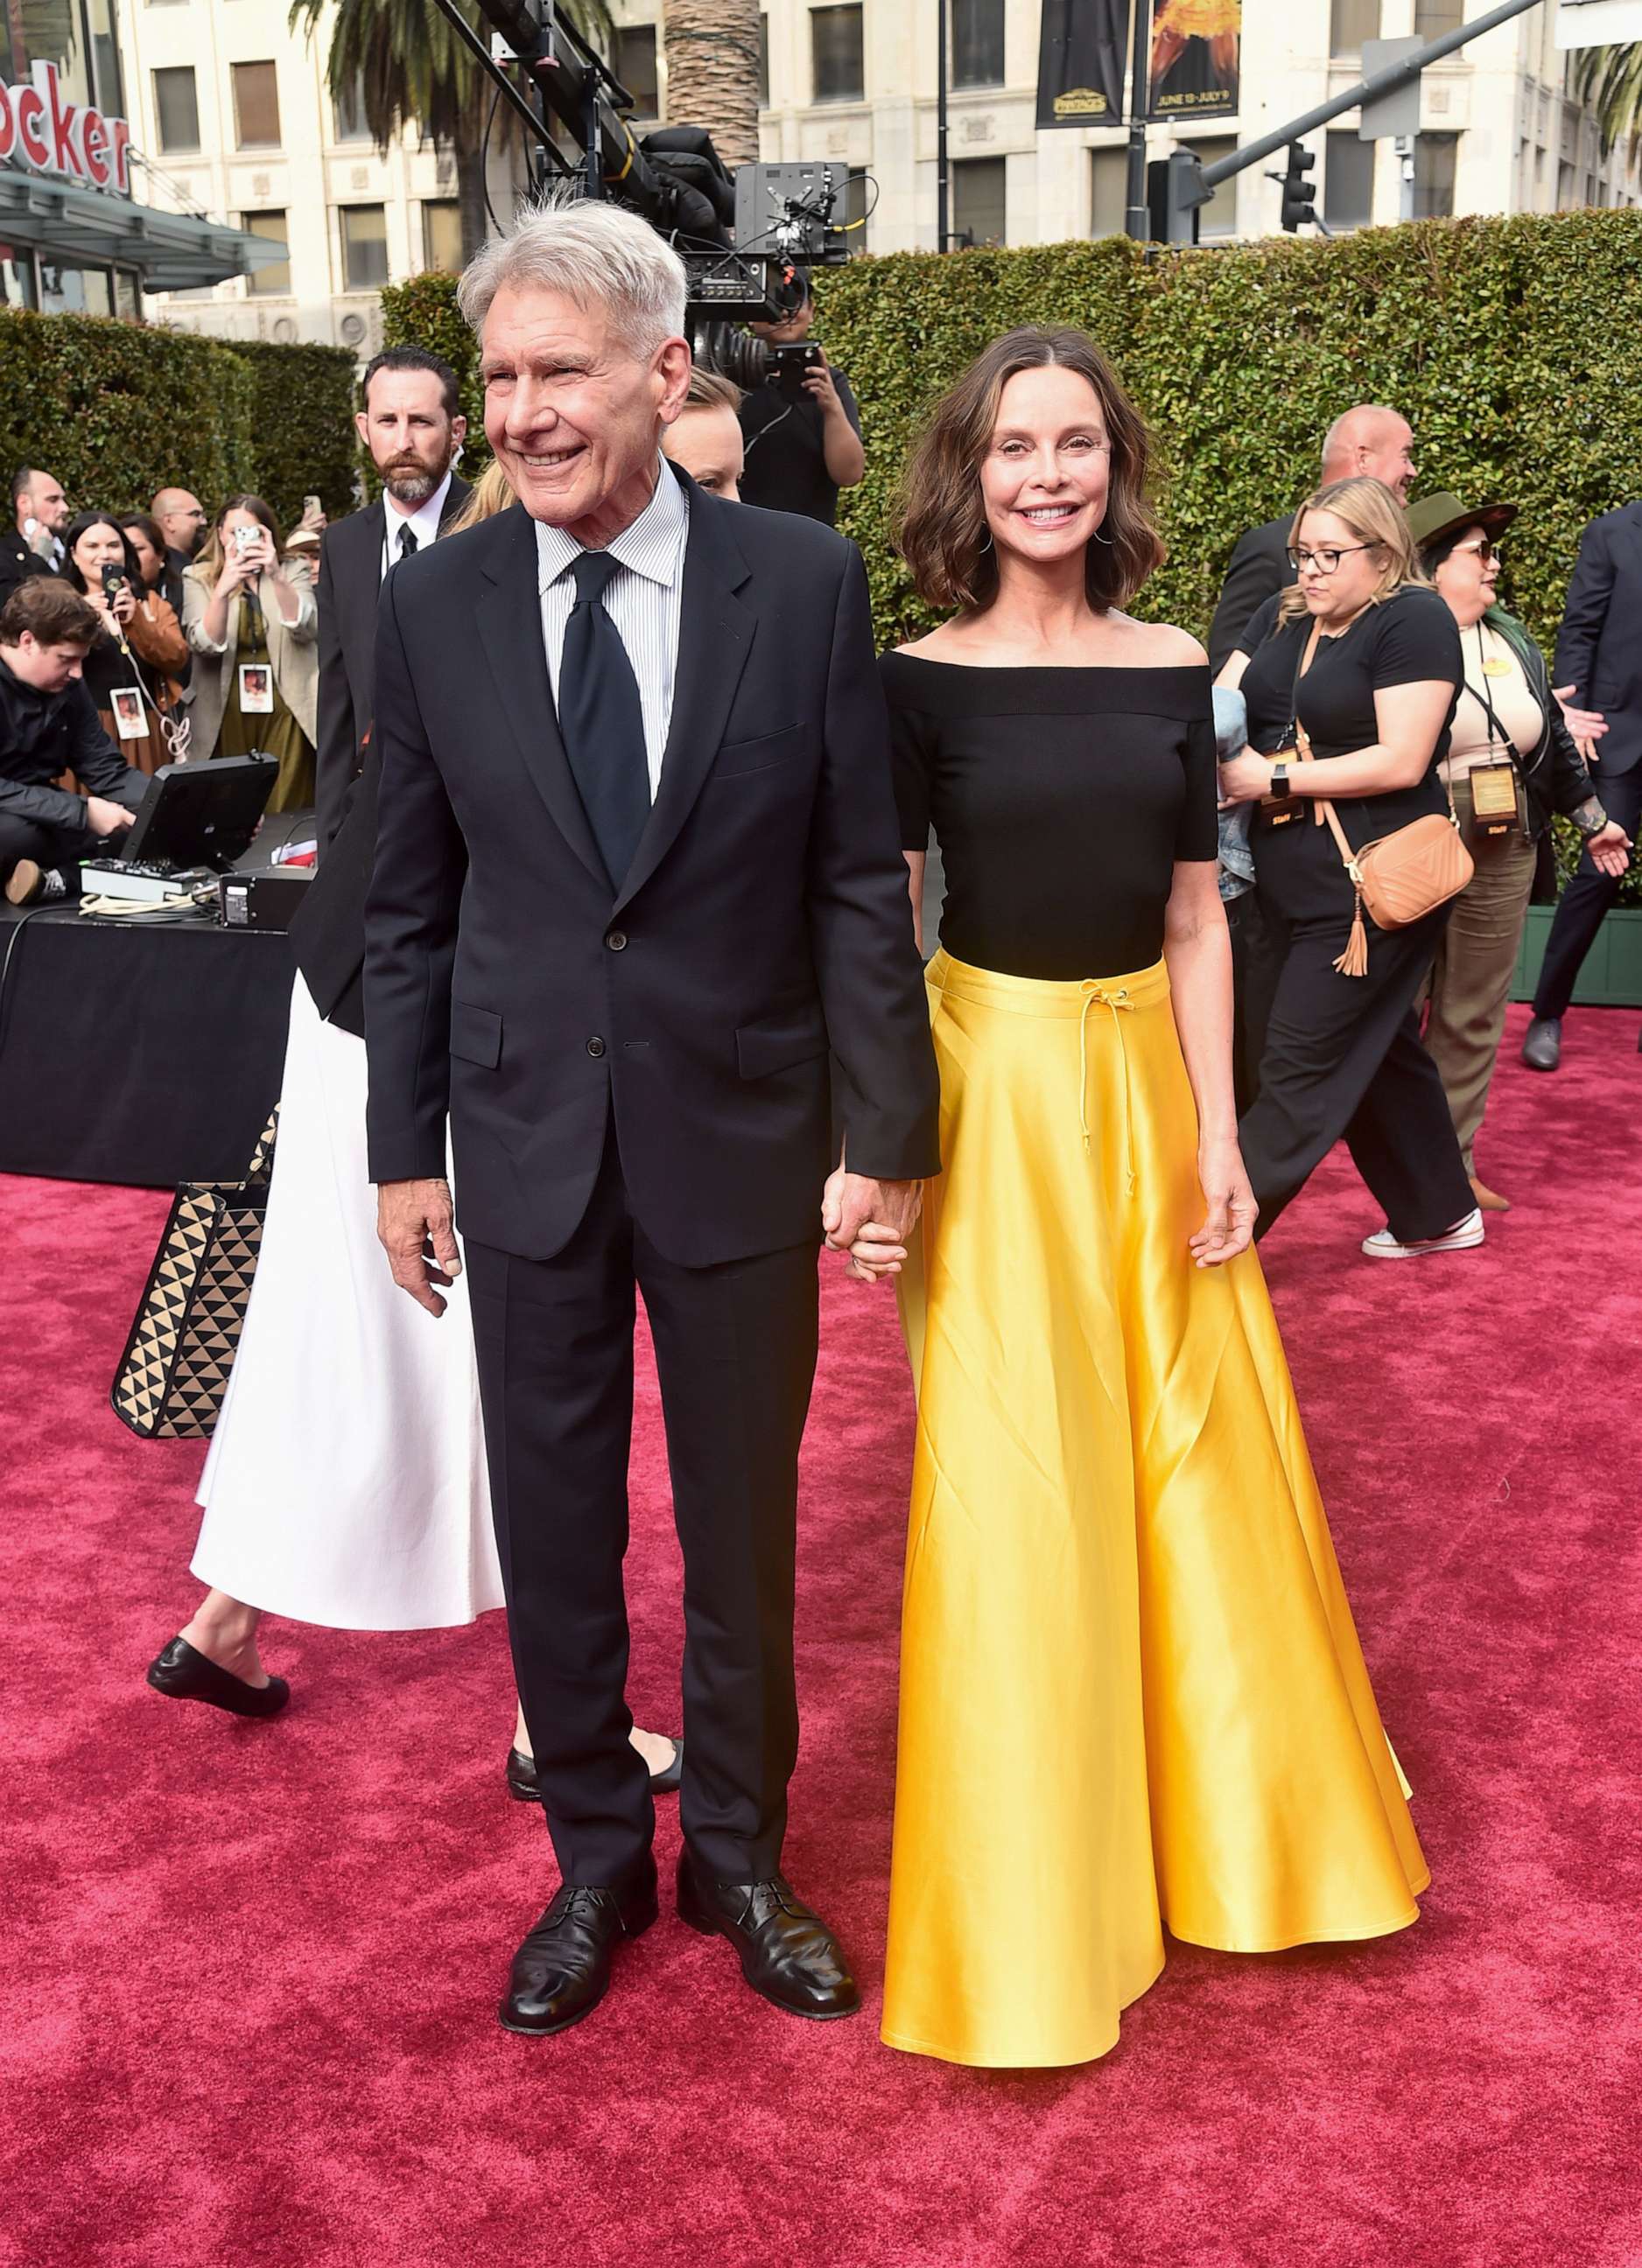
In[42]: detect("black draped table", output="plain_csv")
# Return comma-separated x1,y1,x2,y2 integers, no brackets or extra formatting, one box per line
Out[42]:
0,900,295,1191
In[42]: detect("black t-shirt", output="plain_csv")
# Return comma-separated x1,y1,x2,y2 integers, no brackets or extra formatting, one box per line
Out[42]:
882,653,1218,981
738,365,862,526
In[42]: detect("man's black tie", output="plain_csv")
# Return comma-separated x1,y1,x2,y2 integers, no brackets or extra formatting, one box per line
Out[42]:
558,550,650,892
398,524,418,559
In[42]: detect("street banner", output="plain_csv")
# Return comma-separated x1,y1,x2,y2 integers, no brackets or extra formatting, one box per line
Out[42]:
1148,0,1241,122
1035,0,1127,130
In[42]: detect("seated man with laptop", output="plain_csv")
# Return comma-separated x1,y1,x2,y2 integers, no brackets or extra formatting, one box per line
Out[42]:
1,578,149,906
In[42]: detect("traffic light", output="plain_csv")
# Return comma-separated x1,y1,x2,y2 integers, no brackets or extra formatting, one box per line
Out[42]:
1280,142,1317,232
1147,150,1210,245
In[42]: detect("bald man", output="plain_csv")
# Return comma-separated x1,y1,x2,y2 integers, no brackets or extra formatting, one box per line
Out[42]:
1207,404,1416,674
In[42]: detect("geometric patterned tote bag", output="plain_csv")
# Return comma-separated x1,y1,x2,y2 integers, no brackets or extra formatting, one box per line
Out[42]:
109,1111,278,1440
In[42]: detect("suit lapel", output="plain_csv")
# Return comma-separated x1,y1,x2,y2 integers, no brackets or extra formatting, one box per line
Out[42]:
437,474,472,536
613,488,754,916
474,507,607,889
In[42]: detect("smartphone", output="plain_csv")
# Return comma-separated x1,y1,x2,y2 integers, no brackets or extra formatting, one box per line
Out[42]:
767,342,824,402
302,494,321,521
233,525,259,556
101,564,129,597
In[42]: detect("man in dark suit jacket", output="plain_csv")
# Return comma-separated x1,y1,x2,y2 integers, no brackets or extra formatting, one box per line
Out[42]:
313,346,470,852
364,202,939,2041
1523,499,1642,1068
1,466,68,604
1207,404,1417,673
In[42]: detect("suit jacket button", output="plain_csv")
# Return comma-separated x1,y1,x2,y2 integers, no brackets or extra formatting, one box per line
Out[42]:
586,1036,607,1059
606,930,628,952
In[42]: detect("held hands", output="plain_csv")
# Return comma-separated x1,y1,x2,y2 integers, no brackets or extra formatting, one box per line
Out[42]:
377,1176,462,1316
1217,751,1274,808
1587,819,1632,879
1189,1134,1258,1269
1553,685,1607,768
822,1160,922,1285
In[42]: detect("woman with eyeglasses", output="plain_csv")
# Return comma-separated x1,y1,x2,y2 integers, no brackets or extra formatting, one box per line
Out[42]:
1216,476,1479,1258
1407,494,1630,1213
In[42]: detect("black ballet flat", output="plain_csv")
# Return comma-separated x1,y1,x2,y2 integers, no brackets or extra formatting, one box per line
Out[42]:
507,1737,684,1802
146,1635,290,1720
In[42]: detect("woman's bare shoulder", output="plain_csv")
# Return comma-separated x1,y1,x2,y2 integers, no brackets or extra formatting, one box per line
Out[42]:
1108,613,1208,668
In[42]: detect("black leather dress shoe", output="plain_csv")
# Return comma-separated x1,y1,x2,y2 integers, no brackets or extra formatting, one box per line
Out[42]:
1521,1015,1561,1072
499,1866,658,2037
677,1852,860,2020
506,1737,684,1802
146,1635,289,1719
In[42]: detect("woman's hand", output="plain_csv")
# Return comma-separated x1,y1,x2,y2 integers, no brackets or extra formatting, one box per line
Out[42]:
86,588,118,639
109,583,137,627
214,542,259,597
1217,750,1274,806
1586,819,1631,879
1189,1134,1258,1268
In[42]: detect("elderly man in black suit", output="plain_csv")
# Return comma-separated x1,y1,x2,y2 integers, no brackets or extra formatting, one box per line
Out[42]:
364,199,940,2040
312,346,471,853
1207,404,1417,674
1521,497,1642,1068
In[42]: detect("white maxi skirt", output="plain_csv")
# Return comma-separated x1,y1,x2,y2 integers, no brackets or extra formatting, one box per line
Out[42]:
192,974,505,1630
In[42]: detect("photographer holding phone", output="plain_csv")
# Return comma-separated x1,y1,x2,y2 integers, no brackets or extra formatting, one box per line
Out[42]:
183,494,318,809
60,511,189,777
738,274,865,526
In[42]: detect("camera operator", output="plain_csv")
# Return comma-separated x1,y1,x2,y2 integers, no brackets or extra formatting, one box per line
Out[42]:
61,511,189,775
1,579,149,906
738,276,864,526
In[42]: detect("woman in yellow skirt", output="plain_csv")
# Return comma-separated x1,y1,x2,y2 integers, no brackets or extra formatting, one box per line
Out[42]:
859,328,1429,2068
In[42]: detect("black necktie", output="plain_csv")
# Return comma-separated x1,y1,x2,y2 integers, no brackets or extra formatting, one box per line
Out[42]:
558,550,650,892
398,524,418,559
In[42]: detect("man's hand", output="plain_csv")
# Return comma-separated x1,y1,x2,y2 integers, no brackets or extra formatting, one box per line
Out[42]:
1586,819,1632,879
822,1164,922,1285
84,795,135,837
377,1176,461,1316
802,348,846,420
1554,684,1607,768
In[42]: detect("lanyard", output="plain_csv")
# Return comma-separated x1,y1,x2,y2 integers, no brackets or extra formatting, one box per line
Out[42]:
1463,622,1519,764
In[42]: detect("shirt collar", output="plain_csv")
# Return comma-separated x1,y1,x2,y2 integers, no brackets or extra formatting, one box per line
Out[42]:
383,469,453,553
535,459,690,595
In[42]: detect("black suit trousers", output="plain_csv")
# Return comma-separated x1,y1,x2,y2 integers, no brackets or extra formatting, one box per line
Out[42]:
466,1122,820,1887
1530,765,1642,1020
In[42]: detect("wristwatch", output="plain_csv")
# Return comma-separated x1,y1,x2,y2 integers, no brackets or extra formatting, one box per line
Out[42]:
1269,762,1293,799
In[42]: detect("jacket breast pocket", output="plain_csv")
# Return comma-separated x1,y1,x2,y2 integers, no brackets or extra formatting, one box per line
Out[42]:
450,1000,502,1069
735,1007,829,1080
713,723,808,780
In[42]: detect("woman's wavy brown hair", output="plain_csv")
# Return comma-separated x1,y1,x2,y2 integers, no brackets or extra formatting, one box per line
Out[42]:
1275,476,1421,625
895,326,1163,616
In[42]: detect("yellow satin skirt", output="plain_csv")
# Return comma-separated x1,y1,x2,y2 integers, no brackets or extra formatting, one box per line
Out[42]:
883,950,1429,2068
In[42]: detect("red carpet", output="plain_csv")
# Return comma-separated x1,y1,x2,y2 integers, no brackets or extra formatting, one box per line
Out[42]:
4,1002,1639,2267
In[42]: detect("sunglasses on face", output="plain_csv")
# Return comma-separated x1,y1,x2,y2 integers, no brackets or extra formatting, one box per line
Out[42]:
1449,536,1503,564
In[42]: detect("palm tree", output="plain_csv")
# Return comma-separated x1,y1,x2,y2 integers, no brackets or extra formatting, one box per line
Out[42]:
1572,42,1642,154
663,0,762,170
288,0,611,262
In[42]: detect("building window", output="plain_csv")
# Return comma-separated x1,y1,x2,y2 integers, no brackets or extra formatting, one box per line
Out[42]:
340,204,389,291
1090,145,1126,238
39,262,114,317
1191,136,1239,238
232,60,282,150
1330,0,1379,55
86,0,124,116
615,25,659,118
952,155,1007,246
1414,0,1462,32
1413,130,1456,219
1324,130,1375,228
811,5,864,103
243,211,291,297
333,75,371,143
1557,158,1576,208
759,14,770,108
953,0,1005,89
153,66,200,153
114,270,142,322
422,199,464,273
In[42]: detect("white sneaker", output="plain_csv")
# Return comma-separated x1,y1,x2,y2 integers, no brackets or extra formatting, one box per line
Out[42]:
1361,1208,1484,1260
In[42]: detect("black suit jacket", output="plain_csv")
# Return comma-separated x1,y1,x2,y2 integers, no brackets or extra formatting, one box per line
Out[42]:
1554,500,1642,777
1207,514,1295,676
363,473,941,1267
313,474,471,852
0,528,53,606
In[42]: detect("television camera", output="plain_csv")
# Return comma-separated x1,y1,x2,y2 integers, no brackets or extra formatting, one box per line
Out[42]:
430,0,867,384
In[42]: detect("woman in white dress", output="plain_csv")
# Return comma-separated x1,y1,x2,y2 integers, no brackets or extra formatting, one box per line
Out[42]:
146,468,681,1795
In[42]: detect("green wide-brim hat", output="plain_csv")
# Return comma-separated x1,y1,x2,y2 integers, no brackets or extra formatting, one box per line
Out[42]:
1406,492,1518,555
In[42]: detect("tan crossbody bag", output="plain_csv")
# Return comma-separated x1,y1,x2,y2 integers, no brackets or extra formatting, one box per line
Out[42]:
1293,620,1473,977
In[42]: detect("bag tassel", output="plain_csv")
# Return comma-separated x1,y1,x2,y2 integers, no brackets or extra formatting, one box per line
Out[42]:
1333,888,1370,977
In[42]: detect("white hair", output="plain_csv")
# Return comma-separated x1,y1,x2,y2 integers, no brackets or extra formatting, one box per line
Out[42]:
458,192,688,354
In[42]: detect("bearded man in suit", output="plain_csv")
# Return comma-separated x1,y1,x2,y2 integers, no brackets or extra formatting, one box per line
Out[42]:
363,198,940,2039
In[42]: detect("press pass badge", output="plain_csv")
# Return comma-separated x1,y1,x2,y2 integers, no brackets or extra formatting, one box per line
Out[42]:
111,685,146,740
1469,760,1519,843
238,663,275,715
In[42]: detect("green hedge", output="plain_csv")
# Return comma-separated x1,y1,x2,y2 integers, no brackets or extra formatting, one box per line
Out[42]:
0,309,358,528
381,210,1642,902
